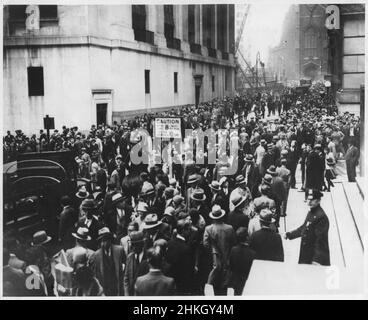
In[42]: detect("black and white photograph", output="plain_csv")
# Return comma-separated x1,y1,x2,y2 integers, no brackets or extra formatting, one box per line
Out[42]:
1,1,367,300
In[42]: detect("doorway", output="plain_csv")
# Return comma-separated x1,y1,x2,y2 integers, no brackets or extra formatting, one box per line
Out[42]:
96,103,107,126
195,85,200,107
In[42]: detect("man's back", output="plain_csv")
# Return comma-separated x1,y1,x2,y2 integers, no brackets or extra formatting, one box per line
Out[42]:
135,270,175,296
249,228,284,262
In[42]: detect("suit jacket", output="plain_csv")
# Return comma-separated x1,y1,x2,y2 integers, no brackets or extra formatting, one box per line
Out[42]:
345,145,359,166
249,227,284,262
78,217,101,250
271,176,287,203
287,205,330,266
166,237,195,295
3,265,28,296
227,210,250,232
228,243,256,295
203,223,236,266
89,244,126,296
59,206,77,244
123,251,149,296
135,270,176,296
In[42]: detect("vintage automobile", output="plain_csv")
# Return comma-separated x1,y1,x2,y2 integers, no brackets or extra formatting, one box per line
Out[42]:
3,150,78,237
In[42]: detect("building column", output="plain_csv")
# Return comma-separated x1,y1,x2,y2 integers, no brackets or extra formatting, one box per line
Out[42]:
195,5,207,56
228,5,235,63
110,5,135,42
180,5,190,53
147,5,167,48
224,5,229,54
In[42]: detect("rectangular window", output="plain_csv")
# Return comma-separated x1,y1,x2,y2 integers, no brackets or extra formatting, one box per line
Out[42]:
9,5,58,20
212,75,215,92
225,69,228,91
27,67,44,96
145,69,150,94
174,72,178,93
188,5,195,43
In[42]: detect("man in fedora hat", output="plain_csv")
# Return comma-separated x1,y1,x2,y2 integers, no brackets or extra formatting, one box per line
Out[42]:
190,188,210,223
228,227,256,295
305,144,325,198
135,247,176,296
89,227,126,296
249,209,284,262
143,214,171,249
166,219,196,295
65,227,95,267
241,154,261,198
203,205,236,295
229,175,251,212
209,181,226,210
285,189,330,266
123,231,149,296
58,195,77,249
105,192,132,240
77,199,101,250
228,194,250,232
267,165,287,225
186,174,200,208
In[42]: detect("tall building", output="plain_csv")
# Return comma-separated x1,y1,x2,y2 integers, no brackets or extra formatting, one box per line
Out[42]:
268,4,328,85
3,5,236,134
325,4,365,115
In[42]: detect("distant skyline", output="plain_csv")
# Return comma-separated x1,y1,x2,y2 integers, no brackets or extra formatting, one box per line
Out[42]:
240,3,290,65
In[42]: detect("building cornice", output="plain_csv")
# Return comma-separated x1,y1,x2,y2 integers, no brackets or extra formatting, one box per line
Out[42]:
4,35,236,68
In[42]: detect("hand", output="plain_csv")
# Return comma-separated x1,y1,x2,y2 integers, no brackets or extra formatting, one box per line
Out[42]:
283,233,288,240
311,261,321,266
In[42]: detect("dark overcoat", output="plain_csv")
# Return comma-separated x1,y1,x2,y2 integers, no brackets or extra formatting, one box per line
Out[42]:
287,205,330,266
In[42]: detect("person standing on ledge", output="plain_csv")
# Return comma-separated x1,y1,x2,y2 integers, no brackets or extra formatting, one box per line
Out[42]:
285,189,330,266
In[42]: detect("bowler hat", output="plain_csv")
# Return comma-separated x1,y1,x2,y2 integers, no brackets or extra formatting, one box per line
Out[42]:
143,214,162,230
267,165,277,176
232,194,247,209
209,205,226,220
130,231,145,244
262,174,273,186
190,188,206,202
72,227,91,241
97,227,113,240
76,186,90,199
235,175,247,185
187,174,199,185
244,154,254,162
32,231,52,246
81,199,96,211
259,209,276,224
209,181,221,192
173,195,184,205
112,193,124,204
141,182,155,196
164,207,175,217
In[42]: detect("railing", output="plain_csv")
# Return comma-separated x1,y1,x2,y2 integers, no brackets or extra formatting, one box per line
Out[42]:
133,29,154,45
190,42,202,55
208,47,217,58
166,37,181,51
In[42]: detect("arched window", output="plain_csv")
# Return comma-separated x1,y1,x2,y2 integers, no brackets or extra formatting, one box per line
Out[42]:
304,28,317,57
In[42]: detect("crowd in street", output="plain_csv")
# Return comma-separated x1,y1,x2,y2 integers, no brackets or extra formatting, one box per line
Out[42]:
3,83,362,296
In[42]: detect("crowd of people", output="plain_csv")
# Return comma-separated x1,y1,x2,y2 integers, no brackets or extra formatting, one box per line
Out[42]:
3,83,362,296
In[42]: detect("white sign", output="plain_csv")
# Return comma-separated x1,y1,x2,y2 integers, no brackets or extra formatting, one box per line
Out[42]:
154,117,182,139
26,5,40,31
325,5,340,30
325,80,331,88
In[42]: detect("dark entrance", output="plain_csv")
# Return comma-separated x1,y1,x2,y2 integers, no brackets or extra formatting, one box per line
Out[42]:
195,85,200,107
96,103,107,125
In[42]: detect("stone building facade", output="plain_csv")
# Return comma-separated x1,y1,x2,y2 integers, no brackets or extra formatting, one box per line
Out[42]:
268,4,328,85
3,5,235,134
